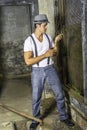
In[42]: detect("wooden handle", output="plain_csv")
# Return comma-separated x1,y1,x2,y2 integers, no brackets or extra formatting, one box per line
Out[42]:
0,103,43,124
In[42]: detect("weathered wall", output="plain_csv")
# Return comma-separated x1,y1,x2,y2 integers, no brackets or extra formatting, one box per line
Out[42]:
0,6,31,76
81,0,87,105
0,0,39,78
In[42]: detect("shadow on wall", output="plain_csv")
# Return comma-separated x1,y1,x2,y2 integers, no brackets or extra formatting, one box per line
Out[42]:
0,77,4,97
0,7,5,78
0,7,4,97
57,39,69,84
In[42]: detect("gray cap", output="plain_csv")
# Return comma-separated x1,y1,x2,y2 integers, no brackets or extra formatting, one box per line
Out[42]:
34,14,49,24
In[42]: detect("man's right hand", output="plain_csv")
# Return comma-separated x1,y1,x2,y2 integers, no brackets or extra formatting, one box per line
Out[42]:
44,49,57,58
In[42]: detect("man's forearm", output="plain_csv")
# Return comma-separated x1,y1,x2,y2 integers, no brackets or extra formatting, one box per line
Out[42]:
25,54,46,66
54,41,59,55
54,33,63,54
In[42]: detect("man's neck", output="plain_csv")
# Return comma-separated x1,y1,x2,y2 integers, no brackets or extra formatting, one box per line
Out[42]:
34,30,43,42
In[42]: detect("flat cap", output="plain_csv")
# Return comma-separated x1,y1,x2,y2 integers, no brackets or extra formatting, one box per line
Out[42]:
34,14,49,24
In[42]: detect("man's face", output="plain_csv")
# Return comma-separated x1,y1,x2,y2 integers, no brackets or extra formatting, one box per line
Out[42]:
38,23,48,34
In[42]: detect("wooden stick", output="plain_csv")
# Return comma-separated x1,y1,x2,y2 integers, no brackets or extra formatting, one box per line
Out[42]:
0,103,43,124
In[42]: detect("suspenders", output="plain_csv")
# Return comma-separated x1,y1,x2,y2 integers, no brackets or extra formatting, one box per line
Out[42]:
44,33,51,65
29,35,39,66
29,34,51,66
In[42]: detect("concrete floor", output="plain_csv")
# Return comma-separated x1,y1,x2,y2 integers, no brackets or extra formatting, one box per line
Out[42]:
0,77,82,130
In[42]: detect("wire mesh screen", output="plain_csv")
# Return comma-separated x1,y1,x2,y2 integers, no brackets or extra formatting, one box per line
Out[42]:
65,0,83,95
54,0,84,96
66,0,82,25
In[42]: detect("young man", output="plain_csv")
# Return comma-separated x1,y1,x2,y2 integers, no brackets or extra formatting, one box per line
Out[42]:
24,14,74,130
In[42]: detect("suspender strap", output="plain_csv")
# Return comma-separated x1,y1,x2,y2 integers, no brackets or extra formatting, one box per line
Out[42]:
44,33,51,65
29,35,39,66
30,34,51,66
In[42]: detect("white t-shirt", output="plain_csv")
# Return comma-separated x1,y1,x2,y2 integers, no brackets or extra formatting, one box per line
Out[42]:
24,33,54,67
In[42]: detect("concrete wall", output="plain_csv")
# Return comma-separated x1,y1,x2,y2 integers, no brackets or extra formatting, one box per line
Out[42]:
0,6,31,77
0,1,39,78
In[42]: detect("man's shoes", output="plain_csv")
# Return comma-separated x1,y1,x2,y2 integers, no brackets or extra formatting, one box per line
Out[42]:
61,118,75,127
29,122,39,130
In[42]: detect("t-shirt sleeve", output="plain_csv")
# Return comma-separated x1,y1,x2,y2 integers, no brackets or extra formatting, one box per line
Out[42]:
24,37,33,52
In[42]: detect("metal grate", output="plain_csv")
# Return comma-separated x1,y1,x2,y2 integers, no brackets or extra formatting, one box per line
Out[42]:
66,0,82,25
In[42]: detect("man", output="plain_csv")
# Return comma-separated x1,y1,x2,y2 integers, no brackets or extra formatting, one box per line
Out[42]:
24,14,74,130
